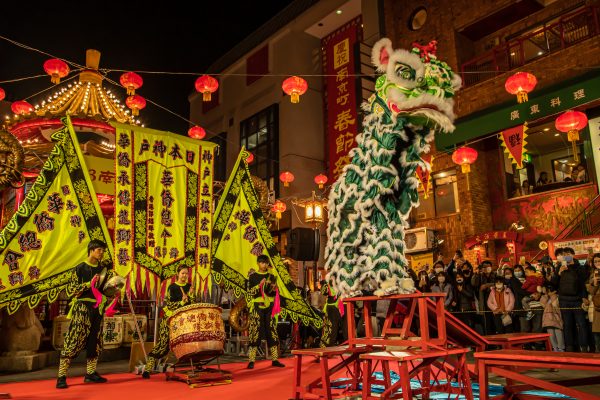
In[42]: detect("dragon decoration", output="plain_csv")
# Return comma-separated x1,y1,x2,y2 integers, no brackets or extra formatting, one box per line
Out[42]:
0,129,24,190
324,38,462,298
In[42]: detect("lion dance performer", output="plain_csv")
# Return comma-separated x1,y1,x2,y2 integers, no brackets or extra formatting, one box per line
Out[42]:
142,265,194,378
319,280,343,348
246,255,285,369
324,38,461,298
57,239,120,389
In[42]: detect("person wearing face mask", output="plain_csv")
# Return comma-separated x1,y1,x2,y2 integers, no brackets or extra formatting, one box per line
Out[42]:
416,270,431,292
487,277,515,334
472,261,496,334
452,272,476,328
586,253,600,352
551,247,590,352
447,250,472,283
431,272,453,310
430,260,445,281
504,265,530,332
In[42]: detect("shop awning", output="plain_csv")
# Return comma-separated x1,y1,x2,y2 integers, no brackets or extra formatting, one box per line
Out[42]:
436,72,600,150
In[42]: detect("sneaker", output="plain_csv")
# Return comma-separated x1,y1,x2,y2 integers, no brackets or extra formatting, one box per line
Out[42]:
56,376,68,389
526,311,534,320
247,361,254,369
142,371,150,379
84,372,108,383
272,360,285,368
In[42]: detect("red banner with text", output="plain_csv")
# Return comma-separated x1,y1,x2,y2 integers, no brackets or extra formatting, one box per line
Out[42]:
500,124,528,169
322,17,361,181
416,154,433,199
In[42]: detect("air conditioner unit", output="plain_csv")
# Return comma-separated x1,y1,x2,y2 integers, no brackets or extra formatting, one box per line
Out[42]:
404,227,435,254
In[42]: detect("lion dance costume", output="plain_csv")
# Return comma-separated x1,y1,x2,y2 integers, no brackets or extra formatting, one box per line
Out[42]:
324,38,461,298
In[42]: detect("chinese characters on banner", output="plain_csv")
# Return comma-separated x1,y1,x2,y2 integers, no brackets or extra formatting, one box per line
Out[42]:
322,17,361,181
500,124,528,169
83,155,116,195
0,116,113,314
415,154,433,199
112,123,216,296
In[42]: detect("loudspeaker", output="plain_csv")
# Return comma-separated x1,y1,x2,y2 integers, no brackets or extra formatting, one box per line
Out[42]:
287,227,320,261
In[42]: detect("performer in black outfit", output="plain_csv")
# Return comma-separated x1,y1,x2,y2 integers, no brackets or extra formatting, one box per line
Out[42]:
247,255,285,369
57,240,114,389
319,280,342,347
142,265,194,378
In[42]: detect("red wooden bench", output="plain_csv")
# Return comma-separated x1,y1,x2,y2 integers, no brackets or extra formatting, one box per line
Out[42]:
291,345,380,400
483,332,551,351
475,349,600,400
360,348,473,400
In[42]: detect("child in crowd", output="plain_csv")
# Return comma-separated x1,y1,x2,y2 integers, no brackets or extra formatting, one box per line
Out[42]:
522,265,544,320
487,277,515,334
540,285,565,351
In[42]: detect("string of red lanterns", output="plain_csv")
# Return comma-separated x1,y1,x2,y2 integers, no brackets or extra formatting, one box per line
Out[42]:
120,72,144,96
195,75,219,102
43,58,70,84
282,76,308,103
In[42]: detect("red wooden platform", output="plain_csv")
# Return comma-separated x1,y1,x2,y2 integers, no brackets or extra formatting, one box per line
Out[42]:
475,349,600,400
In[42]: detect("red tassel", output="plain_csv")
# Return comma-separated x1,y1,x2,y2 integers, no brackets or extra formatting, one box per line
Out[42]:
105,297,119,317
271,287,281,318
91,275,102,308
338,298,345,317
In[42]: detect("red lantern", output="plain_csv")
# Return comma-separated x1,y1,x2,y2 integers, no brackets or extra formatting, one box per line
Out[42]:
43,58,70,84
555,110,588,162
452,146,478,173
11,100,34,115
120,72,144,95
188,126,206,139
272,200,287,219
246,152,254,164
314,174,328,189
125,95,146,116
279,171,295,187
282,76,308,103
195,75,219,102
0,88,5,101
505,72,537,103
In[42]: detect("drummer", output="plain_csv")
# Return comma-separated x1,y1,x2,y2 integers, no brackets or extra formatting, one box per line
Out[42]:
247,255,285,369
142,265,195,378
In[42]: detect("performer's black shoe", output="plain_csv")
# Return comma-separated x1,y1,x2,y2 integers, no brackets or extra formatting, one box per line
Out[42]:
247,361,254,369
271,360,285,368
56,376,68,389
142,371,150,379
84,372,108,383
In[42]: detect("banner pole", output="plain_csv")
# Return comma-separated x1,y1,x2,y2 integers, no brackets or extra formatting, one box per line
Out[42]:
125,291,147,362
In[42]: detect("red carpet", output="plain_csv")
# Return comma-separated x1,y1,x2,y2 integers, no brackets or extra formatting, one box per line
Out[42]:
1,358,322,400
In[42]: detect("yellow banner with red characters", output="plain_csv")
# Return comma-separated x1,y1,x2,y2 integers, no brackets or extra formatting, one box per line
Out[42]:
112,123,216,297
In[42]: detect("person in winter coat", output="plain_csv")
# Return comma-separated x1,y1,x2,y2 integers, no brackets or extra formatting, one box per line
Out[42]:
541,284,565,352
431,272,453,310
452,272,476,329
487,277,515,334
586,256,600,352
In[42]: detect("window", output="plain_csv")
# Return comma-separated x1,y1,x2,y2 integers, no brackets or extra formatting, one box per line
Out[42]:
412,169,460,221
240,104,279,195
504,119,591,199
246,45,269,86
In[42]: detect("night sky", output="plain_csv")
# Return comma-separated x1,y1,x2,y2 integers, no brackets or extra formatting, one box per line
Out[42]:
0,1,295,133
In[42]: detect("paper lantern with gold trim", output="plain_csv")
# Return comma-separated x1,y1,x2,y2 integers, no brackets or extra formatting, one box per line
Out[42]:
195,75,219,101
282,76,308,103
125,95,146,116
452,146,478,173
120,72,144,95
43,58,70,84
505,72,537,103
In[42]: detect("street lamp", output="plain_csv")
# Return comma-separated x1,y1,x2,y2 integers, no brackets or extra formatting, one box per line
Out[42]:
293,191,327,226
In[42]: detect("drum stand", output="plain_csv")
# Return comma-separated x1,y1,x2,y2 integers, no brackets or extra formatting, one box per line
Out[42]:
165,351,232,388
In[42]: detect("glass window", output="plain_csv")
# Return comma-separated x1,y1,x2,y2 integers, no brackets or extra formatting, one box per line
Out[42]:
412,169,459,221
504,119,591,199
240,104,279,196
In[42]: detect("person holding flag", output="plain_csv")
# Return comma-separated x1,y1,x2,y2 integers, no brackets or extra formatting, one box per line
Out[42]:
246,255,285,369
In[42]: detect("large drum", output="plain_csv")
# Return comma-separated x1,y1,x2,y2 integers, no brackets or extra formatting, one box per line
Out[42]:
122,314,148,346
169,303,225,360
102,316,124,349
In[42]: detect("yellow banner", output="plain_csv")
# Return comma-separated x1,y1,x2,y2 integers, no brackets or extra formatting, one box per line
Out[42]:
0,116,114,314
112,123,216,296
83,155,115,195
409,252,433,272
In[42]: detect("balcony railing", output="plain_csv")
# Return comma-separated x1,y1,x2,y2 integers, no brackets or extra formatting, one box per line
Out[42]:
461,6,600,87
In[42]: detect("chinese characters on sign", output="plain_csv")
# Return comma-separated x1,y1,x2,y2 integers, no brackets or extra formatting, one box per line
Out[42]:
323,18,361,181
500,124,528,169
113,125,216,294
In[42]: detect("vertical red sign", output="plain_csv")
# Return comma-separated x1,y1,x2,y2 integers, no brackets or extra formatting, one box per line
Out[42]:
322,18,361,181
